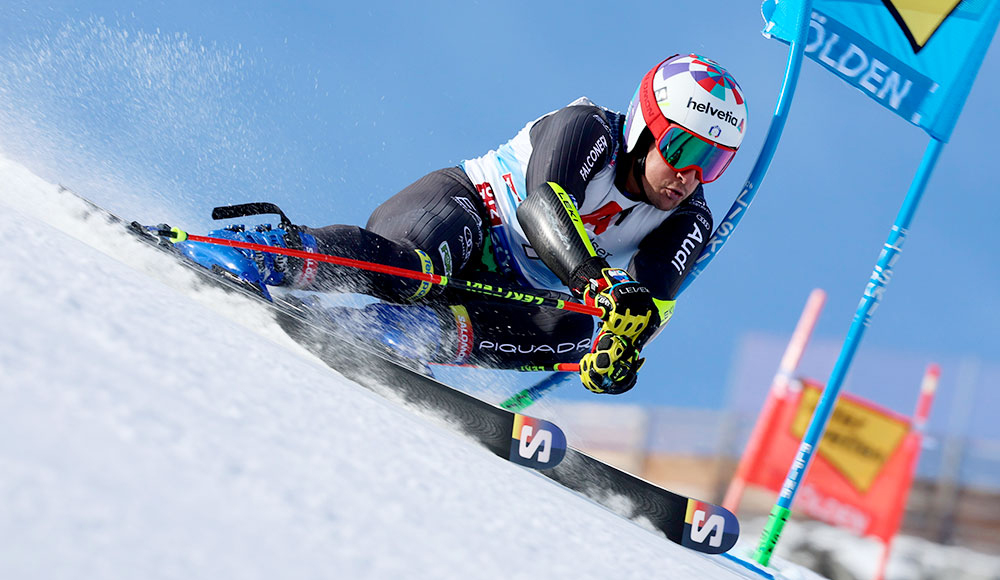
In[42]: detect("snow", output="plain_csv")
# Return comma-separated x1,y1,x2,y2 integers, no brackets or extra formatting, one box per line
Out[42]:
0,154,825,579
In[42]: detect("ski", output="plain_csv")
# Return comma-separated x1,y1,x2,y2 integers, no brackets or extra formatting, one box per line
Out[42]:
55,186,568,471
543,448,739,554
272,296,567,471
270,298,738,553
55,187,738,553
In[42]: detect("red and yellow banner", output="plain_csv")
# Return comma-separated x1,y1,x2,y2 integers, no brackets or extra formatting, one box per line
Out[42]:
739,378,922,542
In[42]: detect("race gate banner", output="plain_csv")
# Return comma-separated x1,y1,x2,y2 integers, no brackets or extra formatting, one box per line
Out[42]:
741,378,920,541
761,0,1000,141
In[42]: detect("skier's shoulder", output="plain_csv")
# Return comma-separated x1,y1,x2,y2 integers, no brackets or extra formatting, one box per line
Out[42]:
530,96,618,140
556,96,614,121
525,97,623,186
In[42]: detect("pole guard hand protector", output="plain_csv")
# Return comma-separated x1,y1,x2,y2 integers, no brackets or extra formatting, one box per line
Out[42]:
573,260,660,343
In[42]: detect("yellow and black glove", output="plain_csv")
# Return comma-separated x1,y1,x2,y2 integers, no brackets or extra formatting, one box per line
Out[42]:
570,257,660,343
579,331,644,394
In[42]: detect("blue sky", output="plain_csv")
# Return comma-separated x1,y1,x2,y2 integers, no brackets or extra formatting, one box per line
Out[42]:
1,1,998,438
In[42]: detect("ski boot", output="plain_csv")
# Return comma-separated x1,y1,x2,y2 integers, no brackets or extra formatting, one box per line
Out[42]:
281,295,449,375
165,222,319,301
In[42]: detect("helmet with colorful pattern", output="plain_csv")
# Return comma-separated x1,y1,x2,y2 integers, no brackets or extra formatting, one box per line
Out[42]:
623,54,747,183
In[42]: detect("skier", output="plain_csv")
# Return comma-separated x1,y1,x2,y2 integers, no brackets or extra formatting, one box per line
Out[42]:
184,54,748,395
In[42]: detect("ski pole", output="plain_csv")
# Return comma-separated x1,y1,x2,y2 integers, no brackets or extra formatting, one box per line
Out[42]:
431,362,580,373
157,227,603,318
159,225,591,404
500,372,575,411
516,363,579,372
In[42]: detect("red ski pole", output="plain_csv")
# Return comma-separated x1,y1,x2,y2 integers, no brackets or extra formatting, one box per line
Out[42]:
159,227,603,318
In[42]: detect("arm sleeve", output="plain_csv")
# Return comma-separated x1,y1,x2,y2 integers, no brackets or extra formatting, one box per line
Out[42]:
515,105,616,288
524,105,615,206
629,189,713,300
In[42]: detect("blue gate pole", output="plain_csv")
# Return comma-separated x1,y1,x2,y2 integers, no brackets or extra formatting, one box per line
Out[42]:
679,0,815,293
754,137,946,565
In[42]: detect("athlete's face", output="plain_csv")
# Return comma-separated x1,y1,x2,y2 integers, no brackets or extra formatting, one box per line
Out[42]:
642,138,700,211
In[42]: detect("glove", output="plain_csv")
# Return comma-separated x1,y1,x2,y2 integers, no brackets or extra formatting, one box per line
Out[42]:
579,331,645,394
570,258,659,343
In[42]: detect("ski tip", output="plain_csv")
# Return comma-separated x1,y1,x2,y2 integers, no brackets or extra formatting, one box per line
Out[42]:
507,414,567,470
681,499,741,554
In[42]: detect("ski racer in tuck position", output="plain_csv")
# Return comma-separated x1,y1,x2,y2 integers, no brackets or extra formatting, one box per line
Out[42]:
185,54,749,395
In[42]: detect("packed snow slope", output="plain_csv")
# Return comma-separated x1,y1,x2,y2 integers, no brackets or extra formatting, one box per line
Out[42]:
0,155,822,579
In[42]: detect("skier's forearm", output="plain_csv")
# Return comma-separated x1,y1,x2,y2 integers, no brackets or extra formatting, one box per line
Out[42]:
516,181,600,287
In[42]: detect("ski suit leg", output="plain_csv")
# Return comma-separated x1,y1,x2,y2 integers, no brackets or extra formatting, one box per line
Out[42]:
304,167,488,302
305,167,595,369
438,295,596,369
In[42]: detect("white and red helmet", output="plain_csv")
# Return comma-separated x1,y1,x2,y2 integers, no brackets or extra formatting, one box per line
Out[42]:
623,54,747,182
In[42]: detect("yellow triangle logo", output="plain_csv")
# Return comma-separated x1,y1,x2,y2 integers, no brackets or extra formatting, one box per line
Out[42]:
882,0,963,52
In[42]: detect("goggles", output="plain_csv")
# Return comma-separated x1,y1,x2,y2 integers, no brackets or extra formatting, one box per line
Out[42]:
654,122,737,184
638,60,738,183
